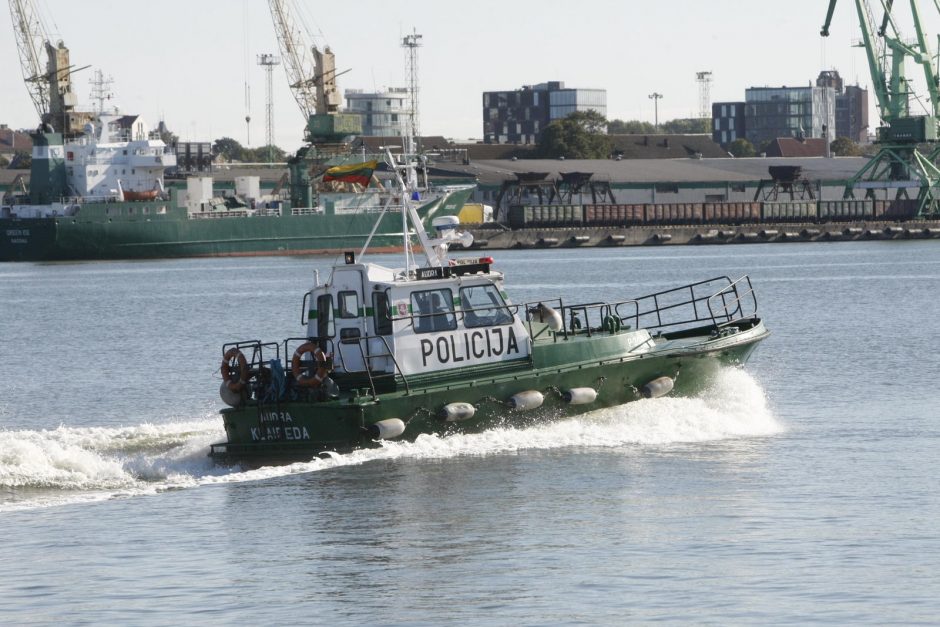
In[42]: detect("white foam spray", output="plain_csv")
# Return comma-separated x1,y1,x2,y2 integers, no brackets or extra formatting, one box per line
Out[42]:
0,369,781,512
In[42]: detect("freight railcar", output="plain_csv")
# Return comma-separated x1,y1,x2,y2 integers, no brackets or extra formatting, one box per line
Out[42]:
505,199,922,230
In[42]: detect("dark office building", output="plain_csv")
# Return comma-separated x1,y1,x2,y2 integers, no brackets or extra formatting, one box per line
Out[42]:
712,101,746,147
482,81,606,144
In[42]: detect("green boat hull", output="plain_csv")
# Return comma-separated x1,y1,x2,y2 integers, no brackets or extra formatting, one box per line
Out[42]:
0,188,473,261
211,318,768,462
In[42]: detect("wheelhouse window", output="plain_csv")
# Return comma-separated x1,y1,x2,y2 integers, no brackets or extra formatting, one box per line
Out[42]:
411,288,457,333
338,290,359,318
459,284,513,328
373,292,392,336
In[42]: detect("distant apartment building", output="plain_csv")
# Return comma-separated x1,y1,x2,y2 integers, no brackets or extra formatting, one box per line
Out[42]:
816,70,869,142
743,85,836,148
711,72,868,149
345,88,411,137
482,81,607,144
712,102,746,146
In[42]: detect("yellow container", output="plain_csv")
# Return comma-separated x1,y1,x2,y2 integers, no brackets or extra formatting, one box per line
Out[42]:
458,203,486,224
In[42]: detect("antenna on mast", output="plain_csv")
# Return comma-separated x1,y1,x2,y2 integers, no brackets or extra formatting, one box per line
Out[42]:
402,29,423,145
88,69,114,114
258,53,281,162
245,82,252,146
696,71,712,120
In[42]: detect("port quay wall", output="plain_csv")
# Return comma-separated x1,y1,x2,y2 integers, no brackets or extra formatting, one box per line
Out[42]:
467,220,940,249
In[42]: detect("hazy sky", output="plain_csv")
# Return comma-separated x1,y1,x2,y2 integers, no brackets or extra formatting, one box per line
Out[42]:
3,1,934,151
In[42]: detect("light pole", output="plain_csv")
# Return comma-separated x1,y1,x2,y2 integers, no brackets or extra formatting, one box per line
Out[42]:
648,93,663,131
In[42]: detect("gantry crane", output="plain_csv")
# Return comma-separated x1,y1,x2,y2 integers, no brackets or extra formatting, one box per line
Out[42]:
822,0,940,214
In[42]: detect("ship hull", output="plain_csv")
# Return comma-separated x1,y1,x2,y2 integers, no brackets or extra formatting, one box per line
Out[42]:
0,187,473,261
210,319,768,463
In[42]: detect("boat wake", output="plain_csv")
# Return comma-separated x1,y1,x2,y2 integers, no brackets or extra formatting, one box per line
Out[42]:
0,369,781,512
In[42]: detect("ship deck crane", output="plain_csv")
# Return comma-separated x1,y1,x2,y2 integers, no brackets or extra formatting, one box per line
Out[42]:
822,0,940,215
9,0,92,135
9,0,50,121
266,0,358,142
266,0,362,209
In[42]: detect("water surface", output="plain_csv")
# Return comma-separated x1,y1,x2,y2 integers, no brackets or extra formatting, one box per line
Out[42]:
1,242,938,624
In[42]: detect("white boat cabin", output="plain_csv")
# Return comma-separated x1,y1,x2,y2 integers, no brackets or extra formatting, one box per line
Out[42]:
306,256,531,377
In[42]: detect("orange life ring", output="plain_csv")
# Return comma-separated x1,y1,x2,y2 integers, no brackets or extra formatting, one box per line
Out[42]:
221,348,249,392
291,341,331,388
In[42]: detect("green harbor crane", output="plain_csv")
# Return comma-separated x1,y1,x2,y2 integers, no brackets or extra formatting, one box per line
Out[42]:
822,0,940,214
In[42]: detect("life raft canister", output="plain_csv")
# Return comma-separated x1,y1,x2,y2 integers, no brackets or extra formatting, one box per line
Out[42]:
221,348,249,392
291,341,332,388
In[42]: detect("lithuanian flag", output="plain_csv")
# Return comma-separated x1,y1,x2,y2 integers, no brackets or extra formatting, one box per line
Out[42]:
322,160,378,186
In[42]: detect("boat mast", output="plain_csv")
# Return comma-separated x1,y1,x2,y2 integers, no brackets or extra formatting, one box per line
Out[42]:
385,146,435,273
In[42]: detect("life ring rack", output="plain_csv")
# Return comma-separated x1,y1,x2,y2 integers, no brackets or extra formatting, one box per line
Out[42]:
221,347,250,392
291,341,332,388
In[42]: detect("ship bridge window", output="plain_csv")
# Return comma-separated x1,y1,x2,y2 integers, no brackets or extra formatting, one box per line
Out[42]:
411,288,457,333
338,291,359,318
460,284,512,328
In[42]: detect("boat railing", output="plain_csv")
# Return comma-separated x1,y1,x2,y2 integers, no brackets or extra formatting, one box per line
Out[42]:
521,275,757,341
518,298,634,341
224,334,412,402
220,340,283,401
617,275,757,333
331,334,410,398
290,207,324,216
190,210,252,219
706,275,758,326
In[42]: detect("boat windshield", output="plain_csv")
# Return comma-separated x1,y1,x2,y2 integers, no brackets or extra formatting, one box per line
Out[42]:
460,284,513,328
411,288,458,333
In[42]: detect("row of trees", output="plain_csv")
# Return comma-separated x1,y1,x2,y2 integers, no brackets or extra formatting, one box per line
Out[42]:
212,137,287,163
536,110,869,159
726,136,866,158
0,116,870,169
537,111,712,159
607,118,711,135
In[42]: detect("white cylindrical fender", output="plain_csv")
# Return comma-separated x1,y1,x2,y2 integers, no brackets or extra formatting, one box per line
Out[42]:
219,382,242,408
563,387,597,405
439,402,476,422
367,418,406,440
509,390,544,411
641,376,674,399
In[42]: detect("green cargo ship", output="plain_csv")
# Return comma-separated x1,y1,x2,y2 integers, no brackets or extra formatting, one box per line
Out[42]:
0,118,474,262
